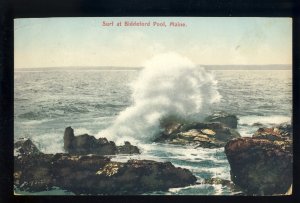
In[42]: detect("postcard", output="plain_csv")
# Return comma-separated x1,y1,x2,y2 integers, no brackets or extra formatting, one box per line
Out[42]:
14,17,292,196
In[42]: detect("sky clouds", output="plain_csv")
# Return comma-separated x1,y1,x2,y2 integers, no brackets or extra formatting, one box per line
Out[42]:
14,17,292,68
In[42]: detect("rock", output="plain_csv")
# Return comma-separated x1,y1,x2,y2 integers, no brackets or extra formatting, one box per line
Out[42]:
253,124,292,141
14,140,197,195
275,122,293,139
204,111,238,129
14,152,110,192
252,122,264,127
203,177,236,188
194,140,224,149
117,141,140,154
225,137,292,195
169,138,190,145
155,121,183,142
181,122,240,142
162,121,183,136
225,122,293,195
157,121,240,148
63,126,75,150
63,127,140,155
14,138,42,156
202,177,244,195
204,177,232,185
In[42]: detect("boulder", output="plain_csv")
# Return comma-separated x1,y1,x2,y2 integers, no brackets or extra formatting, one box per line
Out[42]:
157,121,240,148
253,123,292,141
117,141,140,154
252,122,264,127
14,139,197,195
63,127,139,155
203,177,238,190
225,136,292,195
275,122,293,139
63,126,75,150
162,121,183,136
204,111,238,129
14,138,42,156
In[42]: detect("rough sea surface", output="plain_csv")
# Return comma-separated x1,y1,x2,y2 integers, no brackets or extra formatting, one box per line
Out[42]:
14,66,292,195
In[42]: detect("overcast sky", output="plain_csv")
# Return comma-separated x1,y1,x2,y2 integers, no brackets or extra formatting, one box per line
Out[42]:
14,17,292,68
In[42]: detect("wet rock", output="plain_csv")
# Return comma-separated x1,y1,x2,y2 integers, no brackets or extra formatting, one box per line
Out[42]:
204,111,238,129
225,136,293,195
203,177,237,188
14,138,42,156
117,141,140,154
14,151,110,192
162,121,183,136
194,140,224,149
14,140,197,195
202,177,244,195
157,121,240,148
63,127,139,155
63,126,75,150
275,122,293,139
252,122,264,127
203,177,232,185
253,123,292,141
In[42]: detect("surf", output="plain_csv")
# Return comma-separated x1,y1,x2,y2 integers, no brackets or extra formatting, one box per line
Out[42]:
97,53,221,144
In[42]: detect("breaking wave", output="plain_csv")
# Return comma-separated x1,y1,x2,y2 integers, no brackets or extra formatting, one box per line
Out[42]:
97,53,221,143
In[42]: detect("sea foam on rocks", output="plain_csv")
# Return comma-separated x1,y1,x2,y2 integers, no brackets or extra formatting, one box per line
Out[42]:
97,53,221,144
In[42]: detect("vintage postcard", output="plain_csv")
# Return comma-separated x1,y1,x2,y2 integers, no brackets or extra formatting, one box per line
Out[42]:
14,17,292,195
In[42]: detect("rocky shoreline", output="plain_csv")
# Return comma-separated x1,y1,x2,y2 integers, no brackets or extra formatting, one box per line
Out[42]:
156,112,240,148
14,139,196,195
225,123,293,195
63,126,140,155
14,112,293,195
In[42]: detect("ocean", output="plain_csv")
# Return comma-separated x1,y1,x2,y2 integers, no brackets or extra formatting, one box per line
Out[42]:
14,64,292,195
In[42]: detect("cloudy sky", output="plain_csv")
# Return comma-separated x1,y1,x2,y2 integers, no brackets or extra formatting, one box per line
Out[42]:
14,17,292,68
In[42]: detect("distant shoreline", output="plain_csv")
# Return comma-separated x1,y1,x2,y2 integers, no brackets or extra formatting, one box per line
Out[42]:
203,64,291,70
15,64,292,71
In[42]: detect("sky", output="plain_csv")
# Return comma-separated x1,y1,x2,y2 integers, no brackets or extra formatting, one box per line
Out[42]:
14,17,292,68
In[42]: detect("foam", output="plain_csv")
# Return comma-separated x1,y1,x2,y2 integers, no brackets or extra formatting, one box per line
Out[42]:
74,127,93,135
19,119,51,125
168,183,226,195
32,133,64,154
97,53,221,144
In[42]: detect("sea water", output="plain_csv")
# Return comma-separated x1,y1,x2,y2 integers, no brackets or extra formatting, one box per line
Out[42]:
14,62,292,195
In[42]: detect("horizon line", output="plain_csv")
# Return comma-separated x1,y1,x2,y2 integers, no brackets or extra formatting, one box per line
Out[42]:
15,64,292,69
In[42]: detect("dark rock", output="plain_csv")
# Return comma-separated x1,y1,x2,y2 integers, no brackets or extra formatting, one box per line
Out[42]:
63,126,75,150
157,121,240,148
14,139,42,156
202,177,244,195
225,137,292,195
204,111,238,129
203,177,236,188
14,140,196,195
195,140,224,149
275,123,293,139
252,122,264,127
117,141,140,154
14,151,110,192
204,177,230,185
253,124,292,141
63,127,139,155
162,121,183,136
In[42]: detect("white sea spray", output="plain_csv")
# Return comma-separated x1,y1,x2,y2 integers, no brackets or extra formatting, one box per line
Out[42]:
97,53,221,143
